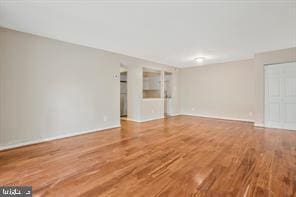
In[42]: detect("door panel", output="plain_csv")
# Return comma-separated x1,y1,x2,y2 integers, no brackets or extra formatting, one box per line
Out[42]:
282,63,296,130
285,77,296,97
265,65,282,128
285,103,296,122
265,62,296,130
269,103,281,121
269,77,281,97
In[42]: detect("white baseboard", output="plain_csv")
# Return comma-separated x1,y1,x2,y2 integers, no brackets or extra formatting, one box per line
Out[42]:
0,124,120,151
0,114,260,151
254,123,265,127
181,113,254,123
167,113,180,117
126,113,253,124
125,116,165,123
124,118,141,122
140,116,165,122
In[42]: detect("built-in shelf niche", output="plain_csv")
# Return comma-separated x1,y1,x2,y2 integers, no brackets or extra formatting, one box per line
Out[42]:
143,68,161,99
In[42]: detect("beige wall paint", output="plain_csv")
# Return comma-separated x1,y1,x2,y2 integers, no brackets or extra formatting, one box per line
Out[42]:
253,47,296,126
0,28,120,148
179,48,296,125
179,59,255,121
0,27,177,149
1,26,293,149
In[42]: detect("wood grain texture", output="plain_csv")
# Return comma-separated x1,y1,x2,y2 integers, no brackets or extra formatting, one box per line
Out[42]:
0,115,295,196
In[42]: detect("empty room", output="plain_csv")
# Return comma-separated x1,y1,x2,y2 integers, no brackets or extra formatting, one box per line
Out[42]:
0,1,295,196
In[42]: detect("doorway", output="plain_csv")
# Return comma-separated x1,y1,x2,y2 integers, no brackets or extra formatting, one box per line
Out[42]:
265,62,296,130
120,68,128,120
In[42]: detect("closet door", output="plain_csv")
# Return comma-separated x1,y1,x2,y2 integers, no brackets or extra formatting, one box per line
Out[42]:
265,62,296,130
282,62,296,130
265,64,282,129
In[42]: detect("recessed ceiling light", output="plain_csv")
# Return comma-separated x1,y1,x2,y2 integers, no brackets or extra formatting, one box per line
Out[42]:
194,57,205,63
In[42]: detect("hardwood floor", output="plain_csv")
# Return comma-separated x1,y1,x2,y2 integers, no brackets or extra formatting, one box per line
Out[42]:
0,115,295,196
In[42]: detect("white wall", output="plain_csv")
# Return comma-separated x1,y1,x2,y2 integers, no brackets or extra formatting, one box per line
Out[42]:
172,69,180,115
4,26,293,150
126,66,142,121
0,27,177,149
179,59,255,121
141,99,164,121
0,27,120,148
179,49,296,124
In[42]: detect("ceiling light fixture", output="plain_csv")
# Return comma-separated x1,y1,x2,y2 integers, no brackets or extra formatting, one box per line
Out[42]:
194,57,205,63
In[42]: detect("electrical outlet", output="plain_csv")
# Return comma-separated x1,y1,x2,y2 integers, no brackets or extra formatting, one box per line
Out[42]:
152,109,155,113
192,108,195,111
103,115,108,122
248,112,253,117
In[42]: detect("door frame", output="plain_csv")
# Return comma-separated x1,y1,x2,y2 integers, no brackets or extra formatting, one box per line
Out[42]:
264,61,296,130
264,64,282,129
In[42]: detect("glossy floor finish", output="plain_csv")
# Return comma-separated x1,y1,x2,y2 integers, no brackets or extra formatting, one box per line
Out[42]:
0,116,295,196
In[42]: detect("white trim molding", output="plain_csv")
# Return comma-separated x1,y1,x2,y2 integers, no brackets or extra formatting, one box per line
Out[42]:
125,116,165,123
124,118,142,122
140,116,165,122
254,123,265,128
0,125,120,151
181,113,254,123
167,113,180,117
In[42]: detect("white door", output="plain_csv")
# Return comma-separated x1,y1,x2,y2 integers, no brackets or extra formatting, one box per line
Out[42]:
265,62,296,130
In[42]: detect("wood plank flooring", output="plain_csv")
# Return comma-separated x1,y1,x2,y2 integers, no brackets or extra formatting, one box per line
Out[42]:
0,115,295,196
